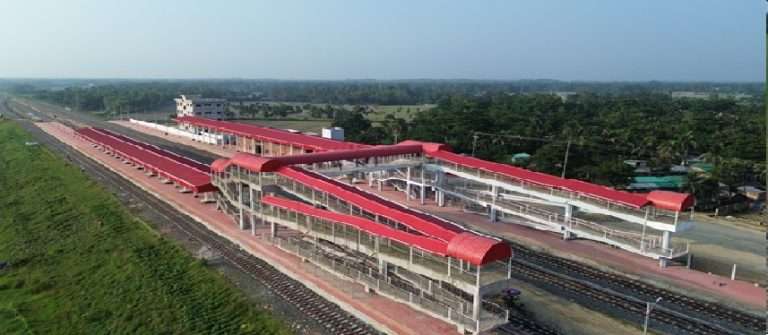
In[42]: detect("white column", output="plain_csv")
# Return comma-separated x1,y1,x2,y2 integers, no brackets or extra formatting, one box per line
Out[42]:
249,187,256,235
238,183,245,230
659,231,671,267
436,170,446,207
563,204,573,239
472,265,481,322
405,167,412,201
419,168,426,205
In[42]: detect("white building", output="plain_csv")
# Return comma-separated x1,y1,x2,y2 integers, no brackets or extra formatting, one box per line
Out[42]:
321,127,344,140
175,95,228,119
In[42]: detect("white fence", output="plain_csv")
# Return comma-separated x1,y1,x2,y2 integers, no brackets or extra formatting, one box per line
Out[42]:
129,118,223,145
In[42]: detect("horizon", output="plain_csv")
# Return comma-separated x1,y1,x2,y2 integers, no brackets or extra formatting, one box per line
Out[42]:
0,77,763,84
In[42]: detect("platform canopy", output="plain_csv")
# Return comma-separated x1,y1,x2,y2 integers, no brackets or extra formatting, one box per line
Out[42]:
77,127,216,193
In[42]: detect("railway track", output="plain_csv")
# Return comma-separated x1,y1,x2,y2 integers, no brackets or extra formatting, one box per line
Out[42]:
2,106,377,335
511,245,763,334
4,98,762,334
509,260,740,335
496,315,560,335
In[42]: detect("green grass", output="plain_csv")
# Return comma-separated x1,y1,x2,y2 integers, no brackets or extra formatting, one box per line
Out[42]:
237,119,332,133
0,121,291,335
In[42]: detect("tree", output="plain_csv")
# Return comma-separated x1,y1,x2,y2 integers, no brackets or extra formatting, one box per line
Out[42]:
331,109,372,143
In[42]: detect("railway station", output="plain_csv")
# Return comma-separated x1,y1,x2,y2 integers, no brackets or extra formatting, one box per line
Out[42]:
62,119,700,333
28,115,762,335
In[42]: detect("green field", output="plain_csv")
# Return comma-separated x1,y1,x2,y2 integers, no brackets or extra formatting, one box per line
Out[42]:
0,121,289,335
238,119,332,133
366,104,435,122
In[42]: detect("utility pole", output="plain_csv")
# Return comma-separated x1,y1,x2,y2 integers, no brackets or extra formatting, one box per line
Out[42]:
561,138,571,178
471,133,479,157
643,297,662,335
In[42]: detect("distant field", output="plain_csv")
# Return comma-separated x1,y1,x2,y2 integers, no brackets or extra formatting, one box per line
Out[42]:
0,121,288,334
367,104,435,122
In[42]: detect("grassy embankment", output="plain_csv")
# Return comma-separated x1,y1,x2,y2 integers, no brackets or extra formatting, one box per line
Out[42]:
0,121,290,335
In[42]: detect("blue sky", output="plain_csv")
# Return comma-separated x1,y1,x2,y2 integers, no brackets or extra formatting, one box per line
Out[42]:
0,0,762,81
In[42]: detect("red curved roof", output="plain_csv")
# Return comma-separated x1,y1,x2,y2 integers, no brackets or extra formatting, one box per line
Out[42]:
175,116,367,152
647,191,695,211
447,232,512,265
210,158,230,173
277,166,465,242
396,140,453,154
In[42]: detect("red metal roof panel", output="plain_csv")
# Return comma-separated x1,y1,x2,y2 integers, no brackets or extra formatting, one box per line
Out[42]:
261,195,449,256
276,166,464,242
646,190,695,212
76,128,216,193
446,232,511,265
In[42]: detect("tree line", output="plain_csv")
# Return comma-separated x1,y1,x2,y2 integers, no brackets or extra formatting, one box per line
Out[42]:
333,93,765,206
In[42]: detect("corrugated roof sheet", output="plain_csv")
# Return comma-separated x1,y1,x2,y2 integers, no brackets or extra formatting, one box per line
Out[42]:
76,127,216,193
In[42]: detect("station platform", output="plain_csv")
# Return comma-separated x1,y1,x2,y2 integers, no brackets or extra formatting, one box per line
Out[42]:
363,183,765,311
37,122,459,335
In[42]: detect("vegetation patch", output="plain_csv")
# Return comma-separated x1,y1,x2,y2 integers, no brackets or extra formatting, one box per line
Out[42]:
0,121,290,334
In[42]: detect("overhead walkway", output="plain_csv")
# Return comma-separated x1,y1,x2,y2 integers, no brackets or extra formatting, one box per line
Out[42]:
210,156,513,334
423,148,694,232
207,137,695,266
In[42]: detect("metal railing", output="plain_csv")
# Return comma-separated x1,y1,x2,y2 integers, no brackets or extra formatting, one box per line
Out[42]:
265,234,508,333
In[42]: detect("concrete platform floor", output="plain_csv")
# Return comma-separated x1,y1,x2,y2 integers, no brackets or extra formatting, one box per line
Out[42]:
37,122,458,335
362,183,765,312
